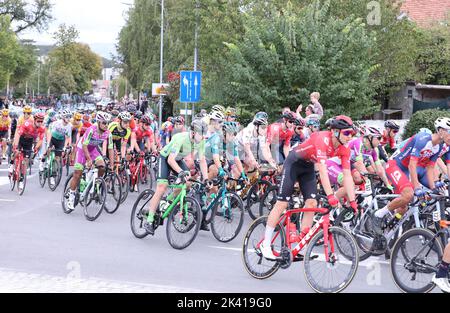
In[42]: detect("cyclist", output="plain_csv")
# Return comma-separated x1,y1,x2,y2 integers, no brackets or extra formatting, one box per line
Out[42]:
260,116,357,260
40,110,73,185
225,107,238,123
109,112,132,161
66,112,114,211
379,120,400,162
0,109,11,162
372,118,450,233
172,116,186,137
18,105,33,127
69,112,83,165
79,113,92,137
432,243,450,292
160,120,173,147
143,119,210,236
266,112,295,166
134,115,157,155
10,113,46,189
236,112,277,173
290,118,307,147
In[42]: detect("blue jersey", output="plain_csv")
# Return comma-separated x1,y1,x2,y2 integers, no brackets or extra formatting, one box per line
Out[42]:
392,132,444,169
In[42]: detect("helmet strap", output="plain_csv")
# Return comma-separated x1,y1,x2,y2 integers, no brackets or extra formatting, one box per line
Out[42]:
334,130,344,146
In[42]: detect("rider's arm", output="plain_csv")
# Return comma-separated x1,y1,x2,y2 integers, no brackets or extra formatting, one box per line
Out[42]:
167,153,183,174
375,160,391,187
317,162,334,196
408,158,421,189
121,140,127,158
260,140,277,168
426,163,436,190
436,158,448,176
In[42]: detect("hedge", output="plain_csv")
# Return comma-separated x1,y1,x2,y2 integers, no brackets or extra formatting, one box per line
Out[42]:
403,109,450,139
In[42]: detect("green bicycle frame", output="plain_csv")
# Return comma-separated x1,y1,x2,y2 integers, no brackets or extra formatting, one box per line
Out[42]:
47,150,55,177
148,183,189,223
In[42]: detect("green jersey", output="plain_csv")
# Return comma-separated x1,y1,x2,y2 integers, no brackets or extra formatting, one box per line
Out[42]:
160,132,205,160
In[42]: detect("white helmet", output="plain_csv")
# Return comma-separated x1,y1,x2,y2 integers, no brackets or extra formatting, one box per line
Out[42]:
209,111,225,122
118,112,132,122
211,105,226,114
435,117,450,131
364,126,382,138
61,110,73,119
96,111,112,123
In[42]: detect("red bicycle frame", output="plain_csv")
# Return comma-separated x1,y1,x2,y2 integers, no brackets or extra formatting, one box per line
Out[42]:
13,150,25,180
129,153,147,187
258,207,335,262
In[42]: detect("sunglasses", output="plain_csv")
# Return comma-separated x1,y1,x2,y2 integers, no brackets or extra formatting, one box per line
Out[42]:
229,116,237,119
99,121,109,126
296,127,303,131
35,120,43,124
392,129,399,134
341,130,355,137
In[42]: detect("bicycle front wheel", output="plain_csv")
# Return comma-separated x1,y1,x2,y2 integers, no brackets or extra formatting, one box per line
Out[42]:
119,170,129,204
49,159,62,191
246,180,272,220
166,196,201,250
130,189,154,239
83,178,107,222
211,192,244,243
390,228,443,293
242,216,283,280
104,173,122,214
18,160,27,196
61,174,75,214
304,226,359,293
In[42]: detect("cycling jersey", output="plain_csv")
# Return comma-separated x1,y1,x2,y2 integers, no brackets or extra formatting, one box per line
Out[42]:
0,117,11,132
392,132,444,169
267,123,293,147
348,137,380,165
160,132,205,160
18,115,33,127
381,133,396,150
135,126,153,143
417,143,450,166
77,125,113,151
80,121,92,137
18,120,45,141
108,122,131,142
236,124,267,160
50,120,72,141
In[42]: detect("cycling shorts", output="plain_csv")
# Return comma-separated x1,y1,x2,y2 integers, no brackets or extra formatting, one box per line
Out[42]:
157,155,188,183
385,160,414,193
18,137,34,158
74,147,103,171
271,144,286,165
49,137,65,157
278,152,317,202
0,131,7,139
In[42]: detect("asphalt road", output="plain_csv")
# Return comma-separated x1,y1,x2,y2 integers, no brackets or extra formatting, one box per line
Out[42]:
0,162,431,293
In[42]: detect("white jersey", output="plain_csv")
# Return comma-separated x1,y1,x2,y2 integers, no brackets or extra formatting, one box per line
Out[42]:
50,120,72,141
236,123,267,160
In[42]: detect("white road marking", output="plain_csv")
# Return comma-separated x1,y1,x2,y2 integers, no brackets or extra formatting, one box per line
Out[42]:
0,199,15,202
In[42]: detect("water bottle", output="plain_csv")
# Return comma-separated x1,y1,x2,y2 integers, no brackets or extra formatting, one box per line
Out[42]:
80,178,87,193
86,170,94,183
160,200,170,213
289,222,299,243
387,213,402,230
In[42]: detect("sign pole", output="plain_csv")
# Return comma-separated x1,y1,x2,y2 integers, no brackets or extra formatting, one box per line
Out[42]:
158,0,165,128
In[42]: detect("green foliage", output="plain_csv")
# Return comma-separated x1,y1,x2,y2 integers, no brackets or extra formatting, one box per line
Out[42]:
0,15,19,88
221,1,378,119
404,109,450,139
48,67,76,95
10,42,37,86
0,0,53,34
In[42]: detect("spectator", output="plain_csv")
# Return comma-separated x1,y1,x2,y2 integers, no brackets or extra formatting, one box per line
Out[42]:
296,92,324,121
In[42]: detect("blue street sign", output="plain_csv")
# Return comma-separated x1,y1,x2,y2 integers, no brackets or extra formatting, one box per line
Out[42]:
180,71,202,103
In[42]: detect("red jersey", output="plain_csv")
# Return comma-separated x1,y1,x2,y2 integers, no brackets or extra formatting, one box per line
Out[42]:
130,118,137,132
80,121,92,137
292,131,351,169
380,134,395,150
267,123,294,147
18,120,45,140
135,126,153,143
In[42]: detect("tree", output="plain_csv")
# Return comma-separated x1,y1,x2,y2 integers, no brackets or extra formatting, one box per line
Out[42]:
48,67,77,95
0,15,19,89
221,1,379,119
0,0,53,34
10,41,37,87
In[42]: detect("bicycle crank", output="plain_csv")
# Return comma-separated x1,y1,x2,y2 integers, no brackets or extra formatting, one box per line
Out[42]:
278,247,293,269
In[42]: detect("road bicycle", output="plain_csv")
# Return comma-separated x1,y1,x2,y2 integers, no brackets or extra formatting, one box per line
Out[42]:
130,176,202,250
242,196,359,293
190,174,244,243
128,152,151,193
390,191,450,293
102,158,123,214
61,167,107,222
61,146,72,177
9,149,28,196
39,147,63,191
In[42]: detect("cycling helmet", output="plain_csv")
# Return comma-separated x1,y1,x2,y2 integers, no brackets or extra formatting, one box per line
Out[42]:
2,109,9,117
74,112,82,121
23,105,32,114
111,110,120,118
325,118,334,129
435,117,450,131
292,118,306,127
118,112,132,122
9,111,18,119
127,105,137,114
61,110,73,119
307,117,321,127
253,112,269,126
83,113,90,121
34,112,45,121
191,119,208,135
211,105,226,114
209,111,225,122
141,116,152,125
226,107,237,117
134,111,143,120
385,120,400,130
162,121,172,131
330,115,353,130
96,112,112,123
282,111,297,122
175,116,185,124
223,121,240,134
419,128,433,135
364,126,382,138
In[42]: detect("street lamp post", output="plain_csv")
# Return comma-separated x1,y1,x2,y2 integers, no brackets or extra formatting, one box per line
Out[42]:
158,0,165,128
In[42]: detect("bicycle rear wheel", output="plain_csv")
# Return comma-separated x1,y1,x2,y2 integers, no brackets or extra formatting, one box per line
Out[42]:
246,180,272,220
390,228,443,293
166,196,201,250
259,186,278,217
211,192,244,243
83,178,107,222
119,170,129,204
39,169,47,188
104,173,122,214
61,174,75,214
242,216,283,280
48,159,62,191
304,226,359,293
130,189,154,239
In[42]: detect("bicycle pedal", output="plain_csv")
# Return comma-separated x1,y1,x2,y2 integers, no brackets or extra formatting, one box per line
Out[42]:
293,255,304,262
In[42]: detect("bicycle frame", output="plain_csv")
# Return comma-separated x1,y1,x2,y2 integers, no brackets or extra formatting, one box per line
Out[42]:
80,168,99,200
14,150,25,181
262,207,334,262
161,183,189,221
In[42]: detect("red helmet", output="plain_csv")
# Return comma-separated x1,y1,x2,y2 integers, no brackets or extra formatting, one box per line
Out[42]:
330,115,353,130
34,112,45,121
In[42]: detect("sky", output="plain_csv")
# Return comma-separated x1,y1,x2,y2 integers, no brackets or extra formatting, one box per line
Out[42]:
19,0,130,58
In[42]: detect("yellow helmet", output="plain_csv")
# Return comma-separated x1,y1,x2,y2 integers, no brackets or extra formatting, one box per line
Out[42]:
2,109,9,117
91,112,96,119
226,107,237,117
23,105,32,114
74,112,82,121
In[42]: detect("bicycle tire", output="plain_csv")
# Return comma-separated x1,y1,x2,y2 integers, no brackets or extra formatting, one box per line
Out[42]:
304,226,359,293
130,189,154,239
119,170,129,204
18,160,27,196
83,178,107,222
49,159,62,191
39,169,47,188
242,216,283,280
211,192,245,243
9,171,16,191
166,196,201,250
246,180,272,220
259,185,279,217
61,174,75,214
104,173,122,214
390,228,443,293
